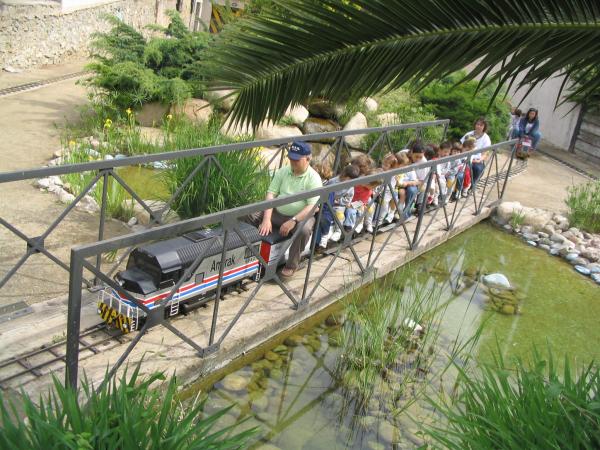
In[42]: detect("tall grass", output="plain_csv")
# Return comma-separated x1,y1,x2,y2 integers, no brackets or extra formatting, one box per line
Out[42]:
425,349,600,449
0,366,257,449
164,119,269,219
566,180,600,233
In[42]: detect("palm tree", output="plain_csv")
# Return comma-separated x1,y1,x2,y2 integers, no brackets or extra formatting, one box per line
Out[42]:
203,0,600,128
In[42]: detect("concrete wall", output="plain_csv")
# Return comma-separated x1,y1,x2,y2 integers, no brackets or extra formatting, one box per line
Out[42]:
0,0,193,70
507,74,581,151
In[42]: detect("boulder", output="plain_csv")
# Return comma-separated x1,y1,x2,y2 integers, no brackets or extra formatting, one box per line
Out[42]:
364,97,378,112
550,233,566,243
592,273,600,284
539,244,551,251
137,102,169,127
220,373,249,392
35,178,51,189
302,117,340,141
58,189,75,204
170,98,213,124
571,257,589,266
49,175,63,186
542,224,555,236
553,214,569,224
284,104,309,125
138,127,165,146
255,124,302,141
496,201,523,223
220,116,254,138
482,273,511,290
204,89,236,111
574,265,591,276
586,263,600,274
522,233,539,242
581,248,600,262
377,112,400,127
305,98,339,119
565,252,580,262
521,208,553,231
76,195,100,213
562,230,579,244
342,112,368,148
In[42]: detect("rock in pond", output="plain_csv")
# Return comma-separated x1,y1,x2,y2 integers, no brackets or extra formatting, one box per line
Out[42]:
575,265,591,276
220,374,249,392
325,313,345,327
501,304,516,315
482,273,511,290
283,335,303,347
264,351,279,362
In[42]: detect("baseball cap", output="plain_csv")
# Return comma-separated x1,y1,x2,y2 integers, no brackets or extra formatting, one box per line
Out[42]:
288,141,312,160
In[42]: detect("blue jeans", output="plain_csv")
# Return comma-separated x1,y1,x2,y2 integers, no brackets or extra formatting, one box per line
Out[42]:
529,131,541,149
471,162,485,186
403,186,418,218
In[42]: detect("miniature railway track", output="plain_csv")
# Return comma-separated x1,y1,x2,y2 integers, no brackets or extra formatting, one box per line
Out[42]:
0,71,88,98
0,322,127,389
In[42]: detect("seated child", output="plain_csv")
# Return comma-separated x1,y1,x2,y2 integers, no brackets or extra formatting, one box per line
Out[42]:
446,142,463,200
395,147,423,219
409,141,429,214
394,151,412,216
344,168,382,234
455,138,475,198
322,164,360,245
363,153,399,232
424,145,438,207
435,141,452,205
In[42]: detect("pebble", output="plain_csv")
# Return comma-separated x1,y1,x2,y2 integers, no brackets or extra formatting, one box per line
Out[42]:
220,373,249,392
575,265,591,276
503,224,513,232
550,248,560,256
538,244,550,251
550,233,566,243
522,233,539,242
127,217,137,227
526,240,537,247
592,274,600,284
587,263,600,274
537,231,549,239
571,257,589,266
565,252,580,262
542,225,556,236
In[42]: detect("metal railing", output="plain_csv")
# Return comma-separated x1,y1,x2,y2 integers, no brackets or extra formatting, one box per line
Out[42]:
0,120,449,298
64,137,520,389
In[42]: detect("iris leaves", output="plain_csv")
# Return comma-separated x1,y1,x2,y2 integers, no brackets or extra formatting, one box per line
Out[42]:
203,0,600,128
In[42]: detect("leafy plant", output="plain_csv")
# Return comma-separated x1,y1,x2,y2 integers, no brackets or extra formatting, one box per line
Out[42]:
0,366,257,449
164,119,269,218
565,180,600,233
417,71,510,143
203,0,600,129
85,12,210,112
425,349,600,449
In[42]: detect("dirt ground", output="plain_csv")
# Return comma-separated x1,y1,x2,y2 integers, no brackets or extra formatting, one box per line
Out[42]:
0,61,593,308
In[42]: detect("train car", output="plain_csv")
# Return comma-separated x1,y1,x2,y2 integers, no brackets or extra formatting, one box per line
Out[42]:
97,222,304,333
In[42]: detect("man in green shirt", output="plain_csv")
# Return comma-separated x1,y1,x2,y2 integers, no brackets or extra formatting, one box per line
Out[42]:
250,141,322,278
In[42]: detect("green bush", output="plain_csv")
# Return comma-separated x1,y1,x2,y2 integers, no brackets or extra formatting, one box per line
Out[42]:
0,366,257,450
417,70,511,143
425,350,600,449
164,119,269,218
85,12,210,112
565,180,600,233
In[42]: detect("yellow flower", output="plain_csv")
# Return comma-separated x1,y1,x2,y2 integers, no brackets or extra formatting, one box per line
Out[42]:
104,118,112,129
166,114,173,121
126,108,132,116
68,140,76,147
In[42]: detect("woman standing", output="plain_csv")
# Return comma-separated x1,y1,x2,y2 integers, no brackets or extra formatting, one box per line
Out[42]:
518,107,542,151
460,117,491,187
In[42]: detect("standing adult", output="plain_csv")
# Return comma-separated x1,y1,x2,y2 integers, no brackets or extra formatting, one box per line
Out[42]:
518,107,542,150
460,117,491,186
249,141,322,278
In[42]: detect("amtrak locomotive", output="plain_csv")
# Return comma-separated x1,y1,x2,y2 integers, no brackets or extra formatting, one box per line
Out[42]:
98,223,293,333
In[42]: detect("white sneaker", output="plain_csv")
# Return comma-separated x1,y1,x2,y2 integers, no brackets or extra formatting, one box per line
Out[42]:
330,230,341,242
355,223,364,234
384,212,395,224
319,235,328,248
366,224,374,234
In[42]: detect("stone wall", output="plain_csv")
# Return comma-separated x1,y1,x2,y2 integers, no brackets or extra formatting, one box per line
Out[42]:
0,0,192,70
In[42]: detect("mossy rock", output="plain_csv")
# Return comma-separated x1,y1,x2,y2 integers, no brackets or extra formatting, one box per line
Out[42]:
264,351,280,362
220,374,249,392
250,395,269,413
272,358,283,369
501,304,516,315
270,368,282,379
463,266,479,278
273,344,288,354
306,337,322,352
284,335,304,347
325,313,346,327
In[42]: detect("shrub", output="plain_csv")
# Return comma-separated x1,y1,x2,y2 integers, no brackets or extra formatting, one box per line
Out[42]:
417,70,511,143
164,119,269,218
84,12,210,112
425,350,600,449
565,180,600,233
0,366,257,449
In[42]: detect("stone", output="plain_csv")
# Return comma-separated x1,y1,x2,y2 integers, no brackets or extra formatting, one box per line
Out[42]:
255,124,302,141
255,444,281,450
568,227,581,236
550,248,561,256
364,97,378,112
556,220,570,232
104,154,114,160
250,395,269,413
85,148,100,158
583,231,593,240
538,244,551,251
127,217,138,227
377,112,400,126
553,214,569,224
542,225,555,236
482,273,511,290
581,249,600,262
170,98,213,124
521,225,534,235
550,233,566,243
565,252,580,262
496,201,523,223
574,265,591,276
378,421,399,444
131,200,167,226
48,175,63,186
503,224,513,232
539,238,552,246
35,178,51,189
559,247,575,257
284,104,309,125
138,127,165,146
90,138,101,149
342,112,368,148
522,208,553,231
220,116,254,138
58,189,75,204
204,89,236,111
537,232,549,239
586,263,600,274
283,335,303,347
592,273,600,284
526,240,538,247
302,117,340,140
220,374,249,392
305,98,339,119
136,102,169,127
571,257,589,266
259,146,284,171
562,230,579,244
264,351,279,362
3,66,22,73
522,233,539,242
77,195,100,213
53,149,63,158
325,313,345,327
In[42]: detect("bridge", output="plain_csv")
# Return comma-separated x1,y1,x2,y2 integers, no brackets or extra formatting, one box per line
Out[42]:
0,121,523,395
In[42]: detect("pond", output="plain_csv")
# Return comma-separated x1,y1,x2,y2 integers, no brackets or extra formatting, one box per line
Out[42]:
116,166,169,201
190,222,600,449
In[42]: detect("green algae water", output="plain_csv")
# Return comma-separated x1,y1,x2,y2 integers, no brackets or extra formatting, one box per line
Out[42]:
116,166,169,200
194,223,599,449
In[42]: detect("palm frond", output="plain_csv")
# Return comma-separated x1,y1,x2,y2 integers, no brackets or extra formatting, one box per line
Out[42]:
203,0,600,128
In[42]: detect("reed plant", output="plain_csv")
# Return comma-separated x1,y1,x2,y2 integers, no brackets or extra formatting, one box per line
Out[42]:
565,180,600,233
0,365,257,450
425,349,600,449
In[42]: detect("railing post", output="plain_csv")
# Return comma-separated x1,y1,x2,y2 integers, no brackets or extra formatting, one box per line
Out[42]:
94,170,110,286
66,250,84,389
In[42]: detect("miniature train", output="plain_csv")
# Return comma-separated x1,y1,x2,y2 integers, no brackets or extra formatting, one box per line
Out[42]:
97,223,294,333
